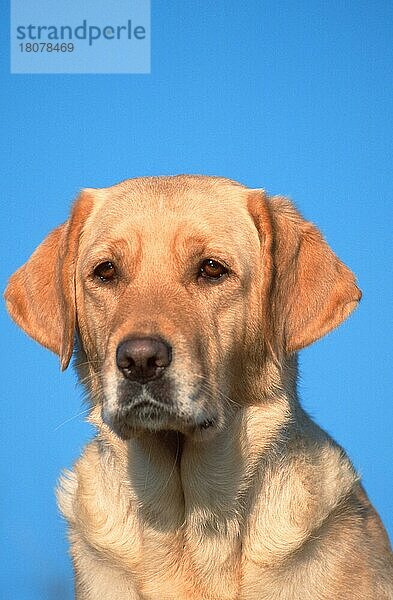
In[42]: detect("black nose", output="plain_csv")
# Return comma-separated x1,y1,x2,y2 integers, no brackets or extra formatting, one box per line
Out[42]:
116,337,172,383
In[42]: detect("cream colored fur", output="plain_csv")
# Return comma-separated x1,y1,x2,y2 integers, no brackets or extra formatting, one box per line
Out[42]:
5,176,393,599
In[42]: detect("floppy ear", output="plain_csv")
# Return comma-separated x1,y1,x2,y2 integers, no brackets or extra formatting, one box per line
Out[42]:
4,191,94,370
248,191,361,354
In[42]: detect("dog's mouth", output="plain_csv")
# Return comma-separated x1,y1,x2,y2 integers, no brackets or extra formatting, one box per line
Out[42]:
102,380,218,439
124,397,177,424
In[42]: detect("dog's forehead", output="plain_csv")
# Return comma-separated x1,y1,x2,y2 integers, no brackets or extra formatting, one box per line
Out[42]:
82,176,259,252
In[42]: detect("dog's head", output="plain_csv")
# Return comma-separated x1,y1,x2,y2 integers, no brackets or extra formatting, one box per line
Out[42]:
5,176,361,439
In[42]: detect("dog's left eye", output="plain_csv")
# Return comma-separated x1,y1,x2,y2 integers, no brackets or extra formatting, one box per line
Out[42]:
93,261,116,282
199,259,228,281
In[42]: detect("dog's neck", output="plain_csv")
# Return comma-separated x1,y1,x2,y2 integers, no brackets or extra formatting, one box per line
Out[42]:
96,390,294,531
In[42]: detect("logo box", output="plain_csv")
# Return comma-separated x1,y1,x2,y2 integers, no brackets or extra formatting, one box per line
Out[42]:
11,0,150,74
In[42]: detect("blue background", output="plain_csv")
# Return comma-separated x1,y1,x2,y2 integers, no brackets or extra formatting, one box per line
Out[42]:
1,2,392,598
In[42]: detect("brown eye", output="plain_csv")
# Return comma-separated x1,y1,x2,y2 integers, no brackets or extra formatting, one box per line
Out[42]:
93,261,116,282
199,259,228,281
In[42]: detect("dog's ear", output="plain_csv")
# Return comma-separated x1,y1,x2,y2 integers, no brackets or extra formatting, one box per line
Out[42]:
248,191,361,354
4,191,94,370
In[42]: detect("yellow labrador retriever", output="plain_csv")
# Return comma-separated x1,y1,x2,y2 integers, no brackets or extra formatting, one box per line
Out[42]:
5,176,393,599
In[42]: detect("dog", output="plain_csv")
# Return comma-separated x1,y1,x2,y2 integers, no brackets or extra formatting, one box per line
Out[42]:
5,175,393,599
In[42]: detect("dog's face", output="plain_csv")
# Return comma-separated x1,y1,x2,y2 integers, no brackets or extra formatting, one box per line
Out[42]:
75,178,263,437
5,176,361,440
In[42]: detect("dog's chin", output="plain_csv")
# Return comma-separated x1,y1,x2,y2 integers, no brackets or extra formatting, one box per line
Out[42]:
102,399,219,441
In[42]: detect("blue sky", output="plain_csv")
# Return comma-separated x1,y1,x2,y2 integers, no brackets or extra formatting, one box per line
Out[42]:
1,2,392,598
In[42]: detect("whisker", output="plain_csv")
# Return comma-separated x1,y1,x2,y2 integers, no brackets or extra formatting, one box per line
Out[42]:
76,367,106,387
198,384,240,409
77,372,104,387
73,359,102,369
53,407,91,431
160,432,180,494
143,440,152,494
186,372,242,407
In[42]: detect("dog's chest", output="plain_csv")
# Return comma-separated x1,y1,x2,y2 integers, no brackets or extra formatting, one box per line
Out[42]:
80,511,262,600
135,525,242,599
65,462,263,599
63,436,319,599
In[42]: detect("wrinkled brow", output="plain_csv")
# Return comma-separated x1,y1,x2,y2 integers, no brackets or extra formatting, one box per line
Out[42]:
171,230,250,273
79,237,141,271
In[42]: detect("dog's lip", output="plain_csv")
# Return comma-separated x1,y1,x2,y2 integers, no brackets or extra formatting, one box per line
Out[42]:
122,397,173,410
115,397,218,429
120,397,178,419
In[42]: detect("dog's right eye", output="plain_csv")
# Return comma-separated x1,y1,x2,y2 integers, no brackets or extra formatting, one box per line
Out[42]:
199,259,228,281
93,261,116,282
